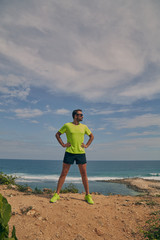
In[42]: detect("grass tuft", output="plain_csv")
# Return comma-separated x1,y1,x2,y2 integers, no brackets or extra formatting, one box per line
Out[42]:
60,183,78,193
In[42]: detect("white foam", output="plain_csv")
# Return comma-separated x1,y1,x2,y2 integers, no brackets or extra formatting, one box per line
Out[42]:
14,172,123,183
88,176,123,181
14,172,160,184
149,173,160,176
143,177,160,181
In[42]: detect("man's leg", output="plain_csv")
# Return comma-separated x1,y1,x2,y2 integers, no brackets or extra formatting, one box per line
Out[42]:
56,163,71,194
50,163,71,203
78,163,94,204
78,163,89,195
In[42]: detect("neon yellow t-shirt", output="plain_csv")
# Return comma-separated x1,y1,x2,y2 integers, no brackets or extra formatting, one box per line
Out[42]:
59,122,91,154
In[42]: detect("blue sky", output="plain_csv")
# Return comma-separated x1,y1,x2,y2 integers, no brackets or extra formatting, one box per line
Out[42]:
0,0,160,160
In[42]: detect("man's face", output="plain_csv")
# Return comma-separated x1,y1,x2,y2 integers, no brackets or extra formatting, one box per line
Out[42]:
76,111,83,122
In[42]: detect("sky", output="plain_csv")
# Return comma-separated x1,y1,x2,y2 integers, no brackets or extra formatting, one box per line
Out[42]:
0,0,160,161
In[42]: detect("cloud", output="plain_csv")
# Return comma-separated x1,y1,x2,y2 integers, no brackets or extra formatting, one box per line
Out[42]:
31,120,39,124
55,108,70,115
11,107,70,119
0,138,61,160
90,136,160,160
13,108,44,118
96,128,105,131
108,114,160,129
89,108,130,115
46,125,57,132
105,132,112,135
120,78,160,100
117,137,160,149
0,109,6,112
12,104,52,119
127,131,160,137
0,0,160,103
0,74,30,100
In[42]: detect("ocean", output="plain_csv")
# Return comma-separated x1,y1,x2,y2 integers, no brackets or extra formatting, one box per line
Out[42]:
0,159,160,196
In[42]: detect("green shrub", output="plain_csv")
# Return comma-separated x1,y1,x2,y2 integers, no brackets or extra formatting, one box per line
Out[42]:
60,183,78,193
16,184,29,192
141,211,160,240
33,187,43,194
0,193,18,240
145,200,158,207
0,172,17,185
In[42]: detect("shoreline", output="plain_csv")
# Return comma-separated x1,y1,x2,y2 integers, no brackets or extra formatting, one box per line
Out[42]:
98,177,160,196
13,176,160,196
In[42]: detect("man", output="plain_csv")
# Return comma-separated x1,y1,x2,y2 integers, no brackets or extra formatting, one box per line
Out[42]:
50,109,94,204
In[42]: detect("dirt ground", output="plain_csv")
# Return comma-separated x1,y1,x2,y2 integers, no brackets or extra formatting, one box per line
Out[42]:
1,178,160,240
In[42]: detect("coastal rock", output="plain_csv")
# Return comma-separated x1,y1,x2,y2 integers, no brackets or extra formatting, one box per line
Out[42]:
26,209,36,216
74,234,85,240
10,184,18,190
95,228,104,236
43,188,52,193
26,187,33,192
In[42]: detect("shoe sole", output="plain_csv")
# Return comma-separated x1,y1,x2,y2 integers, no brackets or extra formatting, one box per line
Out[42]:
50,197,60,203
85,199,94,204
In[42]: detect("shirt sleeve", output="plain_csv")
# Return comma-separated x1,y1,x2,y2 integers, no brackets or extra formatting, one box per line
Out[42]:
59,124,66,134
85,125,92,136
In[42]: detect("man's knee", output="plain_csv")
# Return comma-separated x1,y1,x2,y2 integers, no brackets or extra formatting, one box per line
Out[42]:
60,166,70,177
79,168,87,178
60,170,67,178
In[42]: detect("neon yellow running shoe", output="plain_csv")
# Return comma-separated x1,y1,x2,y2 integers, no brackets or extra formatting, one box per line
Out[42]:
85,194,94,204
50,193,60,203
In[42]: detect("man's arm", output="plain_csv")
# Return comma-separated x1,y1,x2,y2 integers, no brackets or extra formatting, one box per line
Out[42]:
55,131,71,148
81,133,94,149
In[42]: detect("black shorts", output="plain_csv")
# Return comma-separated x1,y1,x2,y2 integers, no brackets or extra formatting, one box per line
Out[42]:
63,152,87,165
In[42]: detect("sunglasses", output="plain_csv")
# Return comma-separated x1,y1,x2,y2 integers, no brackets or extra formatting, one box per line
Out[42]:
76,114,83,117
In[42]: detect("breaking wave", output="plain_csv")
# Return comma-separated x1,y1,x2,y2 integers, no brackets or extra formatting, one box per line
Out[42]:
14,172,160,184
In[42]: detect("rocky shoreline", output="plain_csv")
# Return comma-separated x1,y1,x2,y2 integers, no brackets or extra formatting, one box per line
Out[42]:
98,177,160,196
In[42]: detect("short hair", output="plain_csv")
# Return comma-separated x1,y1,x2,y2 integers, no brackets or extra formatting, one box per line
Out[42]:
72,109,82,119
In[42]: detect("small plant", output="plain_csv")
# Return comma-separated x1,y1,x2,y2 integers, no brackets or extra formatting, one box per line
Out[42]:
140,211,160,240
0,172,17,185
20,206,32,215
60,183,78,193
0,193,18,240
135,199,158,207
145,201,157,207
135,201,143,205
33,187,43,194
150,210,160,216
16,184,29,192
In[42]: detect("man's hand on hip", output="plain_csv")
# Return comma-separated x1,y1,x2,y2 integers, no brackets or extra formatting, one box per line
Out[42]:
63,143,71,148
81,143,88,148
